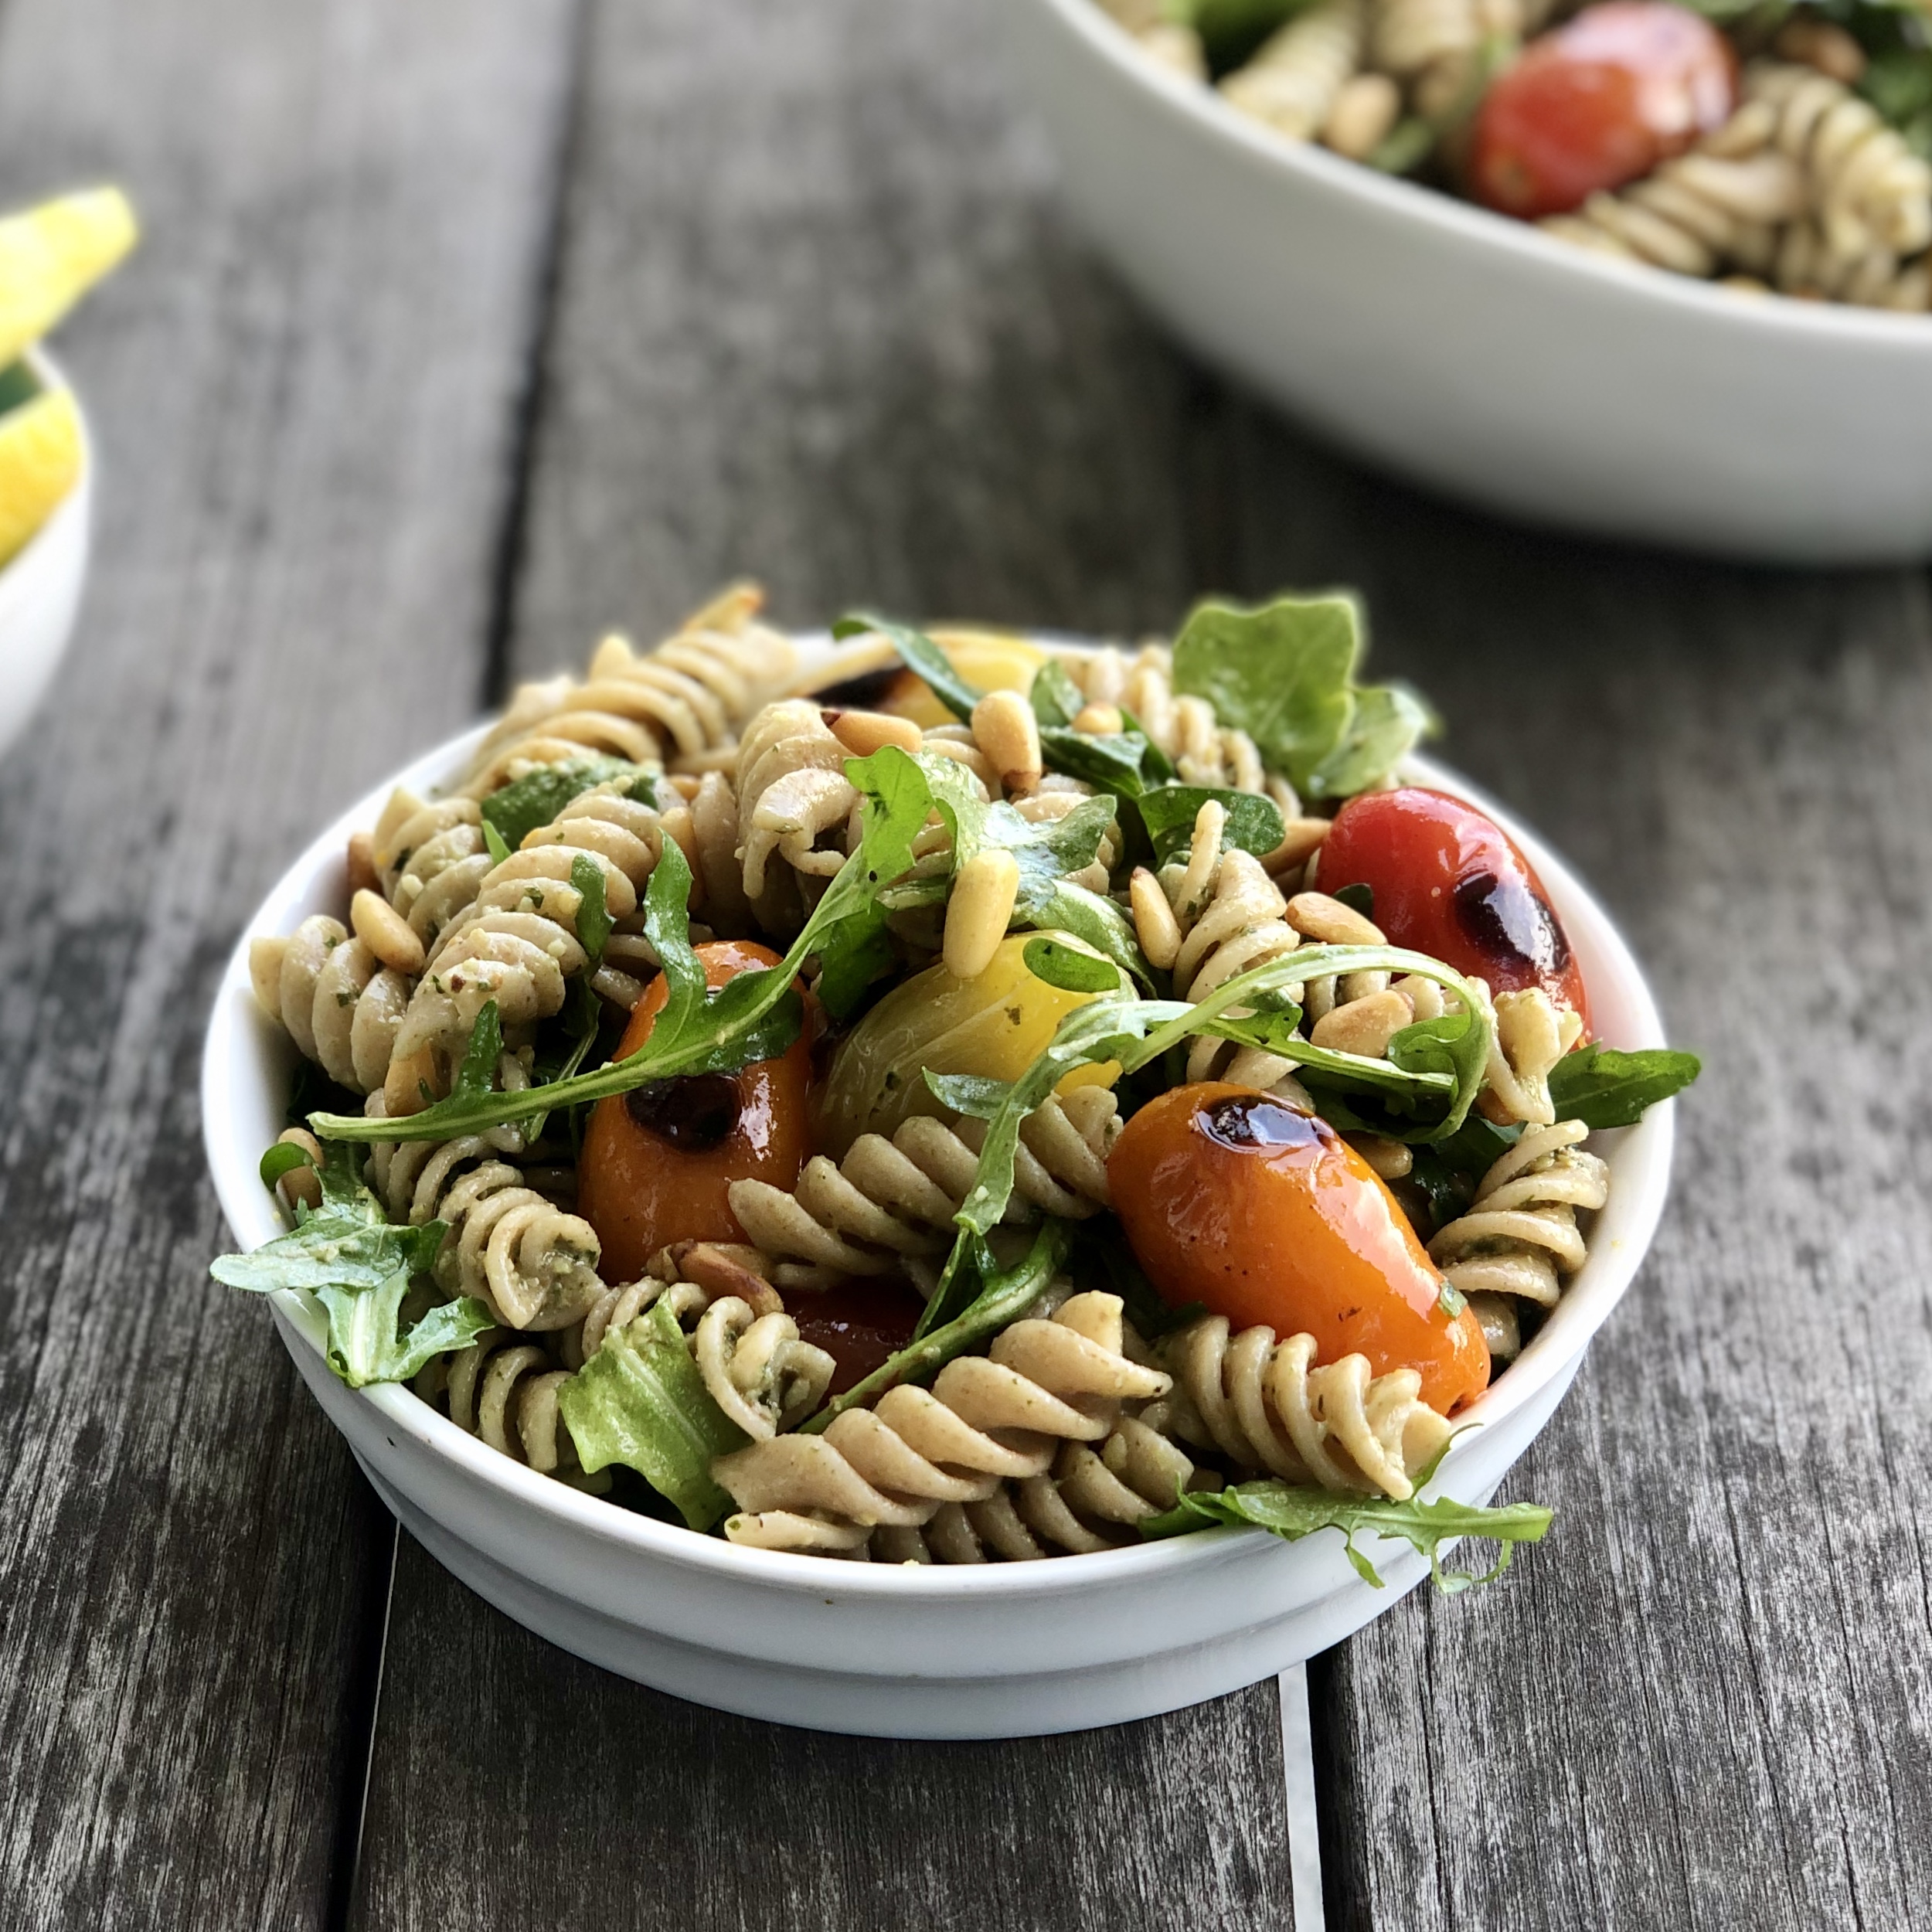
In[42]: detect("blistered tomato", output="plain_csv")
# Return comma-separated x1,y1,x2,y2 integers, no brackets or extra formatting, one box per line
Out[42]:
789,1279,924,1396
1471,2,1735,219
1314,787,1590,1030
1108,1085,1490,1414
577,940,811,1281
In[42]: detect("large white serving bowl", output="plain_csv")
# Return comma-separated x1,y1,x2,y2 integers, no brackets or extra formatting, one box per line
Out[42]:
201,634,1677,1739
1000,0,1932,563
0,349,90,760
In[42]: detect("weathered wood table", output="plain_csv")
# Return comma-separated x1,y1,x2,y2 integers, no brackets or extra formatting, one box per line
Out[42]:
2,1,1926,1926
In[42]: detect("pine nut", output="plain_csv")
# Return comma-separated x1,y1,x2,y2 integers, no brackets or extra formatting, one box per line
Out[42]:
1129,866,1182,971
1071,702,1124,736
1310,988,1413,1057
352,888,427,975
346,829,379,897
827,708,924,757
1323,73,1400,162
971,690,1044,791
1262,817,1332,877
1774,16,1864,83
384,1044,440,1117
944,849,1021,978
274,1128,324,1211
920,735,998,791
1287,889,1385,946
1346,1132,1413,1181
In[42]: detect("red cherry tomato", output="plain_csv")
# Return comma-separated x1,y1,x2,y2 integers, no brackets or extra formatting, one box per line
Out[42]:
1471,2,1736,219
577,940,812,1281
1314,787,1590,1030
790,1279,924,1396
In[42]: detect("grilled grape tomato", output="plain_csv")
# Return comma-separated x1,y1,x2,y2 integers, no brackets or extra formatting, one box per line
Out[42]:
1314,787,1590,1029
1108,1084,1490,1414
1470,2,1735,219
790,1278,925,1397
577,940,811,1281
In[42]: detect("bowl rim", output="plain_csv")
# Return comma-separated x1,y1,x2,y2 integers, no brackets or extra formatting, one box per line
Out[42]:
1022,0,1932,344
202,631,1676,1600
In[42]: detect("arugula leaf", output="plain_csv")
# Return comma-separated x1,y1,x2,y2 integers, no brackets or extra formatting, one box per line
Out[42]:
452,999,504,1104
1171,594,1427,798
569,853,611,961
315,1270,493,1390
1332,882,1373,920
1138,784,1286,865
1120,707,1177,784
1036,725,1155,799
308,748,936,1145
1140,1473,1553,1593
210,1208,444,1298
834,612,981,723
1070,1221,1200,1341
1547,1043,1701,1129
557,1298,747,1529
922,1069,1010,1119
800,1219,1072,1430
1023,933,1124,995
1029,658,1086,728
479,755,648,850
482,819,512,866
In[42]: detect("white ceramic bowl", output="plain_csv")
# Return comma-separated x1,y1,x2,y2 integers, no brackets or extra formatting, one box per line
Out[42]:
201,637,1675,1738
999,0,1932,563
0,348,90,760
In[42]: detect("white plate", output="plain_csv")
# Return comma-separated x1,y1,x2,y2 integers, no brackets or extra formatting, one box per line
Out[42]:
200,634,1675,1737
1000,0,1932,563
0,348,90,760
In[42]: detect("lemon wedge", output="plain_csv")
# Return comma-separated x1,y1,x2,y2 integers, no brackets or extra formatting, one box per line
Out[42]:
0,385,83,566
0,188,138,370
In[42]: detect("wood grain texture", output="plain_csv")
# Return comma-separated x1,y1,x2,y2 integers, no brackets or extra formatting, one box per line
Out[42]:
354,5,1298,1929
0,1,575,1923
1201,414,1932,1930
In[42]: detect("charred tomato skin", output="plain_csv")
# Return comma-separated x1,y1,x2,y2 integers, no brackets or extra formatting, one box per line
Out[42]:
577,940,811,1282
1107,1083,1491,1415
1314,786,1590,1029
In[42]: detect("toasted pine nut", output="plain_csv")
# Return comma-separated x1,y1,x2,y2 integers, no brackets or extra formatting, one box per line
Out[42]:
352,888,427,975
384,1045,440,1117
1071,702,1124,736
1323,72,1400,162
1774,15,1864,83
1129,867,1182,971
274,1128,325,1211
1346,1132,1413,1182
944,849,1021,978
1310,988,1414,1057
827,708,924,757
346,830,379,897
1262,817,1332,877
1287,889,1385,947
971,690,1044,791
662,771,703,801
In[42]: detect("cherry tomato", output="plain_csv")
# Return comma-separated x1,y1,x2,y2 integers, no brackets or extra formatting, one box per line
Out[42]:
1471,2,1735,219
577,940,811,1281
1314,787,1590,1030
1108,1084,1490,1414
789,1278,925,1396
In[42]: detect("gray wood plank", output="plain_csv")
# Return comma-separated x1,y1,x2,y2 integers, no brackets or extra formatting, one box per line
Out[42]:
0,1,576,1923
355,5,1298,1929
1207,413,1932,1929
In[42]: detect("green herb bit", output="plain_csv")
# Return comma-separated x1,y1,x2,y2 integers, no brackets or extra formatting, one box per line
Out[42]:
479,755,653,852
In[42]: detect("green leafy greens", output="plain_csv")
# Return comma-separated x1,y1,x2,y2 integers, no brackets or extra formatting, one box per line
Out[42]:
1170,594,1432,798
556,1298,748,1529
1141,1470,1553,1592
478,755,658,851
211,1140,492,1389
1548,1043,1701,1130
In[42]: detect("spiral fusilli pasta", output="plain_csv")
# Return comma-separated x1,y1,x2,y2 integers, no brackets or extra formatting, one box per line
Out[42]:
418,1325,604,1486
1427,1118,1607,1359
1219,0,1366,145
713,1290,1171,1555
248,915,410,1095
727,1088,1122,1291
1157,1313,1454,1499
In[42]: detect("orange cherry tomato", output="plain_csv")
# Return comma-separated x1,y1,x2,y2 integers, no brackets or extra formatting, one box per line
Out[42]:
1108,1084,1490,1414
577,940,811,1282
1471,2,1735,219
1313,787,1590,1032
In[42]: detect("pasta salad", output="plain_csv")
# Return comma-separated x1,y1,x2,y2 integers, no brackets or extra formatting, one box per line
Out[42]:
1100,0,1932,310
213,584,1696,1585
